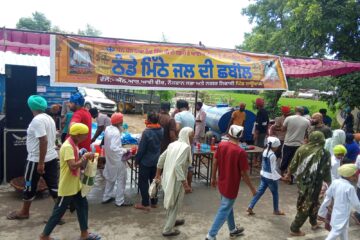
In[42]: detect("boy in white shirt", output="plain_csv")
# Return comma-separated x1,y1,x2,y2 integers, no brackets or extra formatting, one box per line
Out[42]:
318,164,360,240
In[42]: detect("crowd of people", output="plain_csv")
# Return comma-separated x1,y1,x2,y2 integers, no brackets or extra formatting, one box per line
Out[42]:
5,93,360,240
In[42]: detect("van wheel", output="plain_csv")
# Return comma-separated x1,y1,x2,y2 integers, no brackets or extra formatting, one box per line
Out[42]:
85,103,92,110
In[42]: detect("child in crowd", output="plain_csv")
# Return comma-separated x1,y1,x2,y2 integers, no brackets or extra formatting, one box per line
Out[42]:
318,164,360,240
331,145,347,181
247,137,285,216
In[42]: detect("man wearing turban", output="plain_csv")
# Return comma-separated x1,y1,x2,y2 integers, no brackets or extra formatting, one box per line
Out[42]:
269,106,292,158
41,123,101,240
7,95,59,222
68,92,92,151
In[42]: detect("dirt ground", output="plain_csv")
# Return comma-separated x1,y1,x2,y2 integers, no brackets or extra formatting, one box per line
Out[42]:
123,114,148,134
1,174,360,240
1,114,360,239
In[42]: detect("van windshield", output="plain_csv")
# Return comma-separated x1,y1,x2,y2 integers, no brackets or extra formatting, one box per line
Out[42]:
85,89,107,99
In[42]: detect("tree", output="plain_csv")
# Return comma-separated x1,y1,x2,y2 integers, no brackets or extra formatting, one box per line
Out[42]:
16,11,51,31
240,0,359,60
240,0,360,115
324,72,360,111
77,24,102,36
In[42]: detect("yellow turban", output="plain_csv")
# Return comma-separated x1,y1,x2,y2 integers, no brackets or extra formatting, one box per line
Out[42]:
338,164,357,178
333,145,347,155
69,123,89,136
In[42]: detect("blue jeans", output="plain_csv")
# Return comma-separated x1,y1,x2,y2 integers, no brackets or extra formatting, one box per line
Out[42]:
208,195,236,238
248,176,279,212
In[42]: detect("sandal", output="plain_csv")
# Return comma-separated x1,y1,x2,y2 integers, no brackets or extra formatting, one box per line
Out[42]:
311,223,322,230
273,211,285,216
162,230,180,237
290,231,305,237
247,208,255,216
134,204,150,211
7,211,29,220
352,212,360,225
80,232,101,240
175,219,185,226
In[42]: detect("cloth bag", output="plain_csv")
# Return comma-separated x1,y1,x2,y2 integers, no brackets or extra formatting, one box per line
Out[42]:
148,179,160,199
81,153,99,197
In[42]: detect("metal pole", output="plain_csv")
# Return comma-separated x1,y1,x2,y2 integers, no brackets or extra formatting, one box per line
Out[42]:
193,91,198,134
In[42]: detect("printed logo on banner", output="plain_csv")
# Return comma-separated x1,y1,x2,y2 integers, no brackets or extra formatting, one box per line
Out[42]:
12,134,27,146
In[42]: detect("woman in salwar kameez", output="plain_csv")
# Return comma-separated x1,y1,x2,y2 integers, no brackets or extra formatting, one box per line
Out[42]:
155,127,193,237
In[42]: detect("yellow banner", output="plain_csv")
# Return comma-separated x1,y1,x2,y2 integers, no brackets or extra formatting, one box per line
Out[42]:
50,35,287,90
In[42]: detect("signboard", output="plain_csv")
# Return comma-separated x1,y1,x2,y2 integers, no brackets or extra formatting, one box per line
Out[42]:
50,35,287,90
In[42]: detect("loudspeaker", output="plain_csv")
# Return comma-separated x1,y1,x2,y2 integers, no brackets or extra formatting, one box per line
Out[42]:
5,65,37,129
0,115,5,183
4,129,27,182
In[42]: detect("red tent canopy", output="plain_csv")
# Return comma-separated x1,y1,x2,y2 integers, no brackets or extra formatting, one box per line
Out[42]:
281,57,360,78
1,28,360,78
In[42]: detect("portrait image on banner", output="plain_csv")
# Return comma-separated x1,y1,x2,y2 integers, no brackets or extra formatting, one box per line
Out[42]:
50,35,287,90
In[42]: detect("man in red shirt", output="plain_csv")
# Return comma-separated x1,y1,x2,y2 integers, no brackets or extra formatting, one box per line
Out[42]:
68,92,92,151
206,125,256,240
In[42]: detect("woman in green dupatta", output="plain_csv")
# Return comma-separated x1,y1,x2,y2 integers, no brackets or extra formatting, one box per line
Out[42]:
285,131,332,237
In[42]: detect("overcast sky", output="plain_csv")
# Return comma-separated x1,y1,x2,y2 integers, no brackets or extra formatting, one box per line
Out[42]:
1,0,254,49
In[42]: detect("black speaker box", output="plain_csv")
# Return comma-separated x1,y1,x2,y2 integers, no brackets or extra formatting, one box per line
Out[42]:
5,65,37,129
4,129,27,182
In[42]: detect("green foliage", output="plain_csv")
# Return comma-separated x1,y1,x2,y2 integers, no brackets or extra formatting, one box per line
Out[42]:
263,90,283,119
156,90,175,101
16,12,101,36
16,11,51,31
287,77,332,91
77,24,102,36
239,0,360,114
324,72,360,111
239,0,360,60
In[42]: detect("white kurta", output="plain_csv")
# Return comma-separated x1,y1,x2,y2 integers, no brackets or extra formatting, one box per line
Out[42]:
103,125,128,205
319,178,360,240
330,156,341,181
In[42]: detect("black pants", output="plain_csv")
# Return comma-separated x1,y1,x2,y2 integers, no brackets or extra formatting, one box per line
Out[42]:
280,145,299,172
23,159,59,201
43,191,88,236
139,164,158,206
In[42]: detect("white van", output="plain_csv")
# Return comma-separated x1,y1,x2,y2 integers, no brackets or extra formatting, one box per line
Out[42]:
78,87,117,115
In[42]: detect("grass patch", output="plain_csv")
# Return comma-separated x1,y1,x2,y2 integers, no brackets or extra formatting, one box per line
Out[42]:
205,92,335,119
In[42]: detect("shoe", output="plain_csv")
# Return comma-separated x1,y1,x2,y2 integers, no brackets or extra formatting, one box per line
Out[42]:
352,212,360,225
175,219,185,226
229,227,244,238
101,198,114,204
115,202,133,207
162,230,180,237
